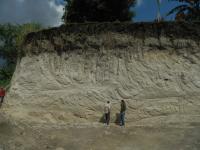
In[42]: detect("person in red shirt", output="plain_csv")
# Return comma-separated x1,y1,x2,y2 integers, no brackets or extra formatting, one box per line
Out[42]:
0,87,5,107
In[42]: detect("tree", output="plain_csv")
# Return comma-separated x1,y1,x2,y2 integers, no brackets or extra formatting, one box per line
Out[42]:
62,0,136,23
0,23,42,87
167,0,200,21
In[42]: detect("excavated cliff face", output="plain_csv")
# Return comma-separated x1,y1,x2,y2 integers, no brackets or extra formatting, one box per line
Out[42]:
5,22,200,126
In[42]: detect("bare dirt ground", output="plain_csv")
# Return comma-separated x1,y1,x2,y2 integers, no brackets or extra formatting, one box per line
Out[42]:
0,120,200,150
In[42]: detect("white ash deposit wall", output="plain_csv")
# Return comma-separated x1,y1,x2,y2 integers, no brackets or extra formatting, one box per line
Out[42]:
6,23,200,125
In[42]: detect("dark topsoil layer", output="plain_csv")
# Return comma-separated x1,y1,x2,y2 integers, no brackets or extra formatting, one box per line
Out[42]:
24,22,200,44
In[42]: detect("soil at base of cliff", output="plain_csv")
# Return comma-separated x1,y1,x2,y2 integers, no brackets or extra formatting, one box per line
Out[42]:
0,120,200,150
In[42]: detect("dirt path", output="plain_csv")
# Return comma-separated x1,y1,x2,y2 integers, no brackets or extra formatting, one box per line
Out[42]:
0,121,200,150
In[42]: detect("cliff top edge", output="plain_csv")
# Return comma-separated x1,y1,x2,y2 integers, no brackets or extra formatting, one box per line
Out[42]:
24,22,200,44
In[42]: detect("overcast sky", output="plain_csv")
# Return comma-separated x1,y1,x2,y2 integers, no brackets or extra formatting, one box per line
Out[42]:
0,0,65,27
0,0,179,27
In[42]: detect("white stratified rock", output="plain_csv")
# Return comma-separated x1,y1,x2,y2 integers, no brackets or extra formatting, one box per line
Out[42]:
4,33,200,126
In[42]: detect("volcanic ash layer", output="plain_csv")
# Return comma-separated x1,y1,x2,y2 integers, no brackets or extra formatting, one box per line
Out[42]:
5,22,200,126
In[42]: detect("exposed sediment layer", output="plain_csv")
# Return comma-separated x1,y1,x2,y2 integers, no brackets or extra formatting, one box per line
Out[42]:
4,22,200,125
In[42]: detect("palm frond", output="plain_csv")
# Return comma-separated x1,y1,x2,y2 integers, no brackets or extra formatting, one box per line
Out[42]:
166,4,188,16
168,0,194,5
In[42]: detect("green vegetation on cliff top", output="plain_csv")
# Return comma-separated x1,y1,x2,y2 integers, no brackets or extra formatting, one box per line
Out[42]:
0,23,42,88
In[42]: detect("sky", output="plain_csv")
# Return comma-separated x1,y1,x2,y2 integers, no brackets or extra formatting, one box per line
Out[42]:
0,0,180,27
134,0,178,22
0,0,65,27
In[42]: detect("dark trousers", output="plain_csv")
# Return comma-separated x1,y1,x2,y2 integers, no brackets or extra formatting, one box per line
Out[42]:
120,112,125,126
105,112,110,125
0,96,4,107
0,96,4,103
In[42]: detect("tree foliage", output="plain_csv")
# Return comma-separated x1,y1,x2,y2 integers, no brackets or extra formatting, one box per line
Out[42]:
62,0,136,23
0,23,42,87
167,0,200,21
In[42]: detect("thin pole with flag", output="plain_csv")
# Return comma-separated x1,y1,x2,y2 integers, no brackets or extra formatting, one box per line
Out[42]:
156,0,161,22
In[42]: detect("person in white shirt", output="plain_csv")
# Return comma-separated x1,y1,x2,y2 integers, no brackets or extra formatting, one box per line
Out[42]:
104,101,111,125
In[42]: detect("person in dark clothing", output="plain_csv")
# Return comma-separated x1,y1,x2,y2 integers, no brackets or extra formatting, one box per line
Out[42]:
120,100,126,126
104,101,111,125
0,87,5,108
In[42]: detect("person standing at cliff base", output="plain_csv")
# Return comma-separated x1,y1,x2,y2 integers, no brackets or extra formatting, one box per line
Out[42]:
104,101,111,125
0,87,6,108
120,100,126,126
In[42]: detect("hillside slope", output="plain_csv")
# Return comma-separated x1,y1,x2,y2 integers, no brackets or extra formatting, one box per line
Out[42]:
4,22,200,126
